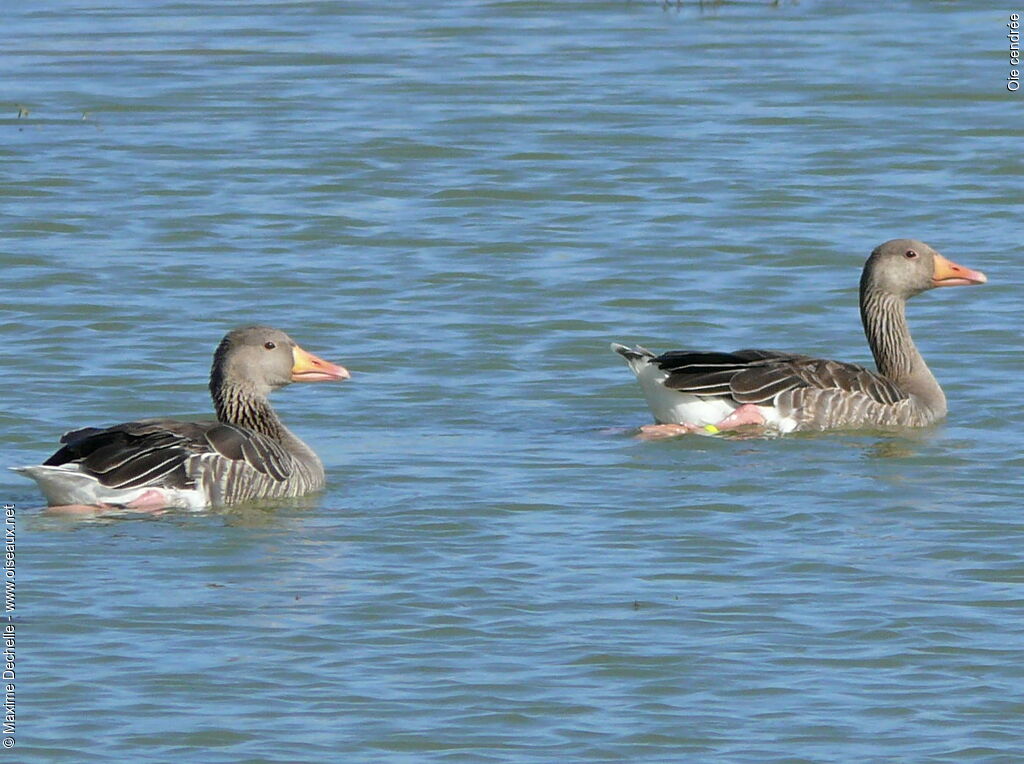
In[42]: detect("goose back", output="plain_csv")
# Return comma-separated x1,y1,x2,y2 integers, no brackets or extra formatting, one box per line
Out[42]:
43,416,326,504
651,349,935,430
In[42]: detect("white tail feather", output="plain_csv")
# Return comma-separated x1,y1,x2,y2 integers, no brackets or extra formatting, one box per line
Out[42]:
11,465,203,509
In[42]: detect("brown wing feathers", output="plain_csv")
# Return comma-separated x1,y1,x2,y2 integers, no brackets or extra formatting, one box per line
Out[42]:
44,419,294,491
654,350,909,407
45,424,194,490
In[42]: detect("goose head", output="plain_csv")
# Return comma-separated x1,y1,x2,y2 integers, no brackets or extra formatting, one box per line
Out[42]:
210,326,350,397
862,239,987,299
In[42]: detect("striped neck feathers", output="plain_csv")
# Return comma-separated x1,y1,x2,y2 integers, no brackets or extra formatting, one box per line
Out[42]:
211,377,287,441
860,286,945,414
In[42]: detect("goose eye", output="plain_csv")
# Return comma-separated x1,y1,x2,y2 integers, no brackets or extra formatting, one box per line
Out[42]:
904,250,918,259
263,341,277,350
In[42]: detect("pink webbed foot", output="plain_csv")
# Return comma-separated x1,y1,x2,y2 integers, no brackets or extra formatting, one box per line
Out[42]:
637,423,701,440
636,404,767,440
45,504,114,517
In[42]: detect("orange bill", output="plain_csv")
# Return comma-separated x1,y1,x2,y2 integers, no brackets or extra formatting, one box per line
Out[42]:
291,345,350,382
932,253,987,287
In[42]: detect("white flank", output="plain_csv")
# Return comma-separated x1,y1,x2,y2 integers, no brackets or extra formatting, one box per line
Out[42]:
633,362,737,426
617,345,799,433
11,465,207,510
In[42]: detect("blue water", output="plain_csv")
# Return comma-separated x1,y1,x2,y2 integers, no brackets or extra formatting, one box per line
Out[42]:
2,1,1023,761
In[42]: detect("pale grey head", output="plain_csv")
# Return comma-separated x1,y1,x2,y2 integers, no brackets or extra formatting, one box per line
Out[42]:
861,238,987,300
210,326,349,399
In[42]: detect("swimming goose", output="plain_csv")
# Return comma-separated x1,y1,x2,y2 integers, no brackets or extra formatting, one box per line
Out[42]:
612,239,986,436
14,326,349,510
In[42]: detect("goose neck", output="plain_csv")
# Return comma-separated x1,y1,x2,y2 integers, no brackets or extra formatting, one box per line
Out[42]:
860,286,945,415
212,381,287,440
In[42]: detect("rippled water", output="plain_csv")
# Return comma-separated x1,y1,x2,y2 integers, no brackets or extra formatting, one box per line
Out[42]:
3,1,1022,761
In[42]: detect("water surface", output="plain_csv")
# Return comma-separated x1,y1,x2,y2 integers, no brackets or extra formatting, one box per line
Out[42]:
2,1,1022,761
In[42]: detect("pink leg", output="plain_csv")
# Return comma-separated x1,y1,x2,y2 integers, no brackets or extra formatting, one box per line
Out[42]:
124,489,170,510
45,489,170,517
714,403,766,430
636,404,766,440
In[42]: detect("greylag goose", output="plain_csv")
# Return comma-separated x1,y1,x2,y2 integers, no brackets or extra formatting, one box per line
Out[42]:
612,239,986,436
14,326,349,510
